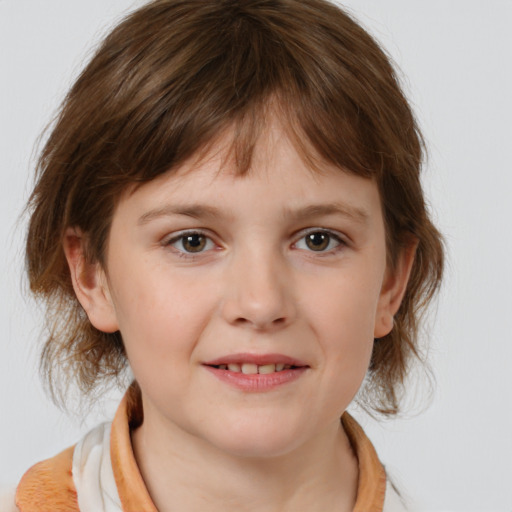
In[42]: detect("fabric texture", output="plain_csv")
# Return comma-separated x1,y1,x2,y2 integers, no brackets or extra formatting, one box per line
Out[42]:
72,422,122,512
16,445,78,511
14,385,407,511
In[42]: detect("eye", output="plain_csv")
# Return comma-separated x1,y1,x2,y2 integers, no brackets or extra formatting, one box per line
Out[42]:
295,230,343,252
167,232,215,254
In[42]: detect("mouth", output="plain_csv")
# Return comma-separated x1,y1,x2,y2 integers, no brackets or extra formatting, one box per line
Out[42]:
203,353,308,372
206,363,302,374
202,353,309,391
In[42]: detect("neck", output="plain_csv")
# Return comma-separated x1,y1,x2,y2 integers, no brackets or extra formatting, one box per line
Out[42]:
131,406,358,512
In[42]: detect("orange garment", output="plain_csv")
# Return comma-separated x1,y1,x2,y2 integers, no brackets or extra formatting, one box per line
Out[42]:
16,386,389,512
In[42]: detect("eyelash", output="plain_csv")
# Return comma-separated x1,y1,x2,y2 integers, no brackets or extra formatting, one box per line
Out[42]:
163,229,347,258
293,229,346,254
163,230,216,257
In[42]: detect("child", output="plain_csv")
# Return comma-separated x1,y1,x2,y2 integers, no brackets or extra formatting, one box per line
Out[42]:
6,0,444,510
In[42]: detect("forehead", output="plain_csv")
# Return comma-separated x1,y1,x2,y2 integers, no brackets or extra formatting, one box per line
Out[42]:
117,124,382,229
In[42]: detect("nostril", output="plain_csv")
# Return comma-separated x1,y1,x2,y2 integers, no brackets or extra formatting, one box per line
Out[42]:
233,316,287,330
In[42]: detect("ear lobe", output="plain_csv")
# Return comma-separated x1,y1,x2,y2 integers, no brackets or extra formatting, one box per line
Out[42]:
374,240,417,339
63,227,119,333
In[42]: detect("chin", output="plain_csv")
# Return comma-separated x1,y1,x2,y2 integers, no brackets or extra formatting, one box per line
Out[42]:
215,437,303,460
203,418,308,460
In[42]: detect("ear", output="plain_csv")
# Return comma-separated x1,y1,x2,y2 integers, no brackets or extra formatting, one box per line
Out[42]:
63,227,119,333
374,240,417,339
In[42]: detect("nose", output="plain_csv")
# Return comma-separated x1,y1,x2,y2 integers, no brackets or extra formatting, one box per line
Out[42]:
220,246,296,331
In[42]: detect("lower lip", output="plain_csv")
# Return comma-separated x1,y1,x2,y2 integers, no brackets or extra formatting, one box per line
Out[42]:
203,366,308,392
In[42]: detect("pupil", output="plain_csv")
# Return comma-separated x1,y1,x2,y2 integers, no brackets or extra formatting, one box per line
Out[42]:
184,234,205,252
306,232,329,251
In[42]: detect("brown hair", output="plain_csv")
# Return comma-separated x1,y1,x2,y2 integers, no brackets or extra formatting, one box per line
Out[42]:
26,0,443,414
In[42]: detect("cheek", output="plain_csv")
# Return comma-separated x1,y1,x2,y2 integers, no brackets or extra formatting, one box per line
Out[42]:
108,262,218,370
304,270,382,341
301,270,380,390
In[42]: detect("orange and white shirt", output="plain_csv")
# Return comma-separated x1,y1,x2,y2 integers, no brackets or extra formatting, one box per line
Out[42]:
3,388,407,512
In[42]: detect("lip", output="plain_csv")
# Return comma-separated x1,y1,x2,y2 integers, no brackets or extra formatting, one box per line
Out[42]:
202,353,309,392
203,353,308,367
204,365,308,392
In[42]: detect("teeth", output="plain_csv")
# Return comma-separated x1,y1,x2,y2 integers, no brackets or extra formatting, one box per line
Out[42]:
241,363,258,374
258,364,276,374
220,363,293,374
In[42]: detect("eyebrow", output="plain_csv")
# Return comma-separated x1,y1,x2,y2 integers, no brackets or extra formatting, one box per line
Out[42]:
138,202,369,225
138,204,223,225
283,203,369,224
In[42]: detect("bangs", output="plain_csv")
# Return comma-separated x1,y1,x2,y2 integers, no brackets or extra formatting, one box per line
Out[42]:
68,0,400,189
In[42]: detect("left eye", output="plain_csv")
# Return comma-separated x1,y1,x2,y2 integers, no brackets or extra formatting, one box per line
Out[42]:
168,233,215,253
295,231,342,252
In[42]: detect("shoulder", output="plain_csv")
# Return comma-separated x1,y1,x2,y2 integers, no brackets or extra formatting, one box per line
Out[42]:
0,485,18,512
12,422,114,512
15,445,79,512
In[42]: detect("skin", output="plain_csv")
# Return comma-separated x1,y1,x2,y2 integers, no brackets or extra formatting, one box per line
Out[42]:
65,121,414,512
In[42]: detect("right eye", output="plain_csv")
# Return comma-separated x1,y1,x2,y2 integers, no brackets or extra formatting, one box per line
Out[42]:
166,232,215,254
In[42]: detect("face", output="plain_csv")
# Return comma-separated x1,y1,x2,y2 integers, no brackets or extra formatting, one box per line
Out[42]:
72,124,409,459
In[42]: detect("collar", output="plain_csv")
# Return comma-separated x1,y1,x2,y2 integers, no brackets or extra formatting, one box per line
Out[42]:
341,414,387,512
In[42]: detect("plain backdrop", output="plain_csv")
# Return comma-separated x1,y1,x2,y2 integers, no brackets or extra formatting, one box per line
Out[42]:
1,1,511,510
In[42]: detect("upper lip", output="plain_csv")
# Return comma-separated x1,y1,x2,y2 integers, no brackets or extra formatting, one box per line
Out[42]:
203,353,308,367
